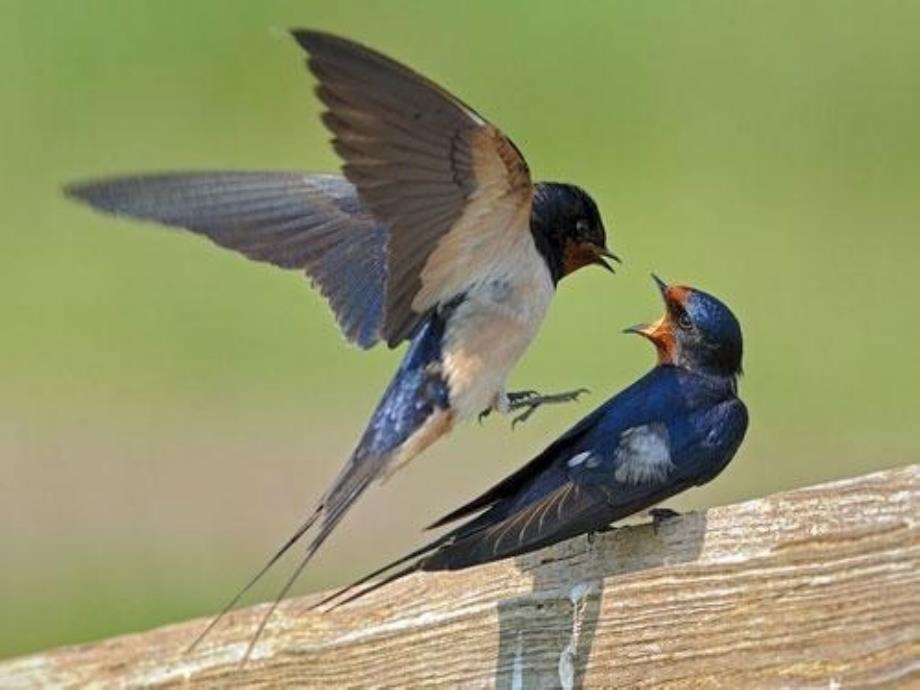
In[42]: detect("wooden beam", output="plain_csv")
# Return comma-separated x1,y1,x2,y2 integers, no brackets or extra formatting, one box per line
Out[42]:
3,465,918,688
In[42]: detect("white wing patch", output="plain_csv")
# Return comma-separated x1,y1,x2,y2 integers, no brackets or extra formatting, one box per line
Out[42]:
567,451,593,468
613,424,673,485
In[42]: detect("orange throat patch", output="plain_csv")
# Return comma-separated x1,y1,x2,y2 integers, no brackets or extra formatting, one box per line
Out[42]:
643,315,678,365
561,240,599,276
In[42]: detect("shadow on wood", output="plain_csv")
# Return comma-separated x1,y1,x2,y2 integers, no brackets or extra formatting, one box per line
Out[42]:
1,465,917,688
493,512,708,688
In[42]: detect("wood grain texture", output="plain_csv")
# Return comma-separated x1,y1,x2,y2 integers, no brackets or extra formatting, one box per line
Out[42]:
3,465,918,689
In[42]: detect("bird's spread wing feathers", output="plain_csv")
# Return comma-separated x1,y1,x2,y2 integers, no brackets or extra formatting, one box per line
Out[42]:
66,172,387,348
293,30,534,345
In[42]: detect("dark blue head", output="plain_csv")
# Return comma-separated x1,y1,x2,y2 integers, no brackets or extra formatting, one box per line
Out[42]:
530,183,619,283
626,275,743,377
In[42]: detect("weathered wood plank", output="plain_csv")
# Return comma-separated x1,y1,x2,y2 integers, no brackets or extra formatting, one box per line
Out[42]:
3,465,918,688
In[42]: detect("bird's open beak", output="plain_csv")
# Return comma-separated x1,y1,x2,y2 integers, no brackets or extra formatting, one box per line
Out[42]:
623,315,667,341
623,313,676,364
623,274,672,346
591,245,621,274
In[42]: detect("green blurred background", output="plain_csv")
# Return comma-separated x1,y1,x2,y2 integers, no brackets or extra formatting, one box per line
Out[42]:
2,0,918,660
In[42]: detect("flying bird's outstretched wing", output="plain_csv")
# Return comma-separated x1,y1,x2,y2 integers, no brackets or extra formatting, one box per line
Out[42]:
293,30,535,345
68,32,536,349
66,172,387,349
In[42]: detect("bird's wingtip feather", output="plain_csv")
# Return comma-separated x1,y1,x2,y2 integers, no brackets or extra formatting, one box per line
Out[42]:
62,180,89,202
62,179,111,210
290,29,336,52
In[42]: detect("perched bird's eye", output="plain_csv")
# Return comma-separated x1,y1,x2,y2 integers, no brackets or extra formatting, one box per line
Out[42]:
575,218,590,236
677,313,693,331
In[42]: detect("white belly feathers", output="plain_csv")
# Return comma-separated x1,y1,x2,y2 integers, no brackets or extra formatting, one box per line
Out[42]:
440,232,555,420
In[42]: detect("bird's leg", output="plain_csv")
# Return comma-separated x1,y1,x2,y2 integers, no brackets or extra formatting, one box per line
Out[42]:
506,388,589,428
479,390,533,424
648,507,681,534
479,390,518,424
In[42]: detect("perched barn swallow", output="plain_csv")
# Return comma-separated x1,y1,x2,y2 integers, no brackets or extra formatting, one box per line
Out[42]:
318,277,748,610
65,30,617,654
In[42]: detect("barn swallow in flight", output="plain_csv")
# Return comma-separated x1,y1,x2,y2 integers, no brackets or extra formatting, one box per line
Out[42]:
317,277,748,610
65,30,617,655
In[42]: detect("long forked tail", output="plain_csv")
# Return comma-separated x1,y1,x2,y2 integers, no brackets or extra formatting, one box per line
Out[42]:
186,507,323,654
308,474,513,612
310,531,452,612
186,461,381,664
188,309,454,663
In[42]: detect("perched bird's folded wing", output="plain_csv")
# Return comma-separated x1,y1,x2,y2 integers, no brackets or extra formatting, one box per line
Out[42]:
293,30,534,345
428,404,609,530
315,477,610,610
427,422,680,569
424,480,612,571
66,172,386,348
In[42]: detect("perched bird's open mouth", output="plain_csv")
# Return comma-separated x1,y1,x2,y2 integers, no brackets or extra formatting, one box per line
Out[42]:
623,274,678,362
623,316,667,342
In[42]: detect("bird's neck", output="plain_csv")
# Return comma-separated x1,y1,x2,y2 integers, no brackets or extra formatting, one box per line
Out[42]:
528,183,566,285
680,350,743,384
696,368,740,396
661,362,739,396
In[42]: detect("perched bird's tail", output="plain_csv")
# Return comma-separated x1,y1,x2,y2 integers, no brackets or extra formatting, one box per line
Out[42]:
188,307,456,663
311,530,453,612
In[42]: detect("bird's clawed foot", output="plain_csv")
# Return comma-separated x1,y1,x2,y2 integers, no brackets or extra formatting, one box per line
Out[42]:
507,388,589,428
648,507,680,534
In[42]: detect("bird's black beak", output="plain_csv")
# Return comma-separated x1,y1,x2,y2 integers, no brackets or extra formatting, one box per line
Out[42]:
592,245,621,274
651,273,668,298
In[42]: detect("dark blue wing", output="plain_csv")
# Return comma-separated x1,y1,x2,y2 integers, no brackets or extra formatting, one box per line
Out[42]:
428,366,685,529
420,368,747,569
66,172,387,349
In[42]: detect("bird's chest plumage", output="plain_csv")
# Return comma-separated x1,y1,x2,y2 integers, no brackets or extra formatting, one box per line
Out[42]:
439,234,554,420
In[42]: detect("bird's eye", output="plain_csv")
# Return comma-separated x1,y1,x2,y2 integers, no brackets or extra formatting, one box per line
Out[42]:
575,219,590,235
677,313,693,331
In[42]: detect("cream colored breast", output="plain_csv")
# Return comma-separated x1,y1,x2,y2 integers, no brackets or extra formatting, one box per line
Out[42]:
440,233,555,420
